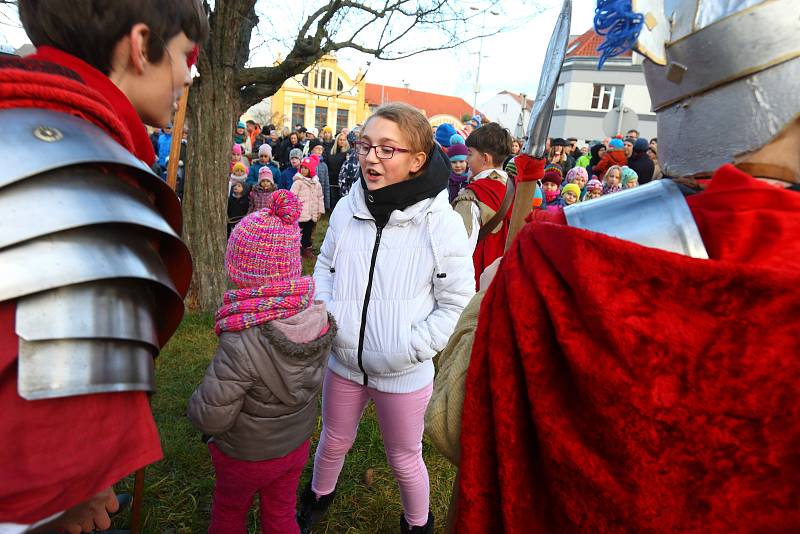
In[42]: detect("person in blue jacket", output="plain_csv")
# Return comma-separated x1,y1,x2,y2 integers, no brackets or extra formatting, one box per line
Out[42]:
246,144,281,187
278,148,303,190
156,123,173,177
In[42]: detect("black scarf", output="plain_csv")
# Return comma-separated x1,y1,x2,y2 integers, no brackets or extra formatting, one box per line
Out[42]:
361,145,450,228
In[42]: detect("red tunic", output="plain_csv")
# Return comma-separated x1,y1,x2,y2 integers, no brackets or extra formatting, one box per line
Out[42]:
465,177,512,287
0,47,162,523
457,165,800,533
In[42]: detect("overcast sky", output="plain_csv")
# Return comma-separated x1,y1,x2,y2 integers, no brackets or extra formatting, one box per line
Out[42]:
0,0,597,108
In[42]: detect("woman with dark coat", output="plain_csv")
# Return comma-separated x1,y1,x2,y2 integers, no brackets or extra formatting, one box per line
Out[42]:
626,138,655,184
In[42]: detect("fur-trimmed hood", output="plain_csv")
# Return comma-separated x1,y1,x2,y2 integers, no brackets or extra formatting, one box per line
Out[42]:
187,305,337,461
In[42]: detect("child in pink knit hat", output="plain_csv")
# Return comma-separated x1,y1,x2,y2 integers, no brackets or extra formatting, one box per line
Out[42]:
248,165,276,213
291,155,325,259
188,190,336,534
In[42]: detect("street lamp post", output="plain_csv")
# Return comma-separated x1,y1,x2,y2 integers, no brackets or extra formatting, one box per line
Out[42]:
470,6,499,117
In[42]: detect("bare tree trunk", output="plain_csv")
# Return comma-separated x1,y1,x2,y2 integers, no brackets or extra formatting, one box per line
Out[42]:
183,0,256,312
184,72,238,311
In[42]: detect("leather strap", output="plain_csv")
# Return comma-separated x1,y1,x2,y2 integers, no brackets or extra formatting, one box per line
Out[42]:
735,162,799,184
478,177,515,242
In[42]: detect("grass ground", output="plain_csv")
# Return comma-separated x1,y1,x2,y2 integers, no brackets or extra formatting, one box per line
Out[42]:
112,216,456,533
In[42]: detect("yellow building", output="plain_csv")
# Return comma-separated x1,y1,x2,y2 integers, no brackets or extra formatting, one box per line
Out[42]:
270,55,368,132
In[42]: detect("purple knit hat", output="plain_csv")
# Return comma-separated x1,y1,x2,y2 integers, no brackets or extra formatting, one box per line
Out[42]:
225,190,304,288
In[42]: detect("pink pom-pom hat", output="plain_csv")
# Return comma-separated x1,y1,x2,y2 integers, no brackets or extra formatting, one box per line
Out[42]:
225,190,304,288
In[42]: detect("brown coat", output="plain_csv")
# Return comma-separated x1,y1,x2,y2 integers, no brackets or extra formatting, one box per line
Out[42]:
187,305,336,461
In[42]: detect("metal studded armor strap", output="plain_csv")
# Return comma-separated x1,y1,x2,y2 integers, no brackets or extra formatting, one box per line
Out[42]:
0,109,192,400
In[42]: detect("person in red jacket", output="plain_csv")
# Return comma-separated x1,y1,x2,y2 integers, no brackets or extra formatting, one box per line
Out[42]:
453,1,800,532
452,123,514,287
0,1,207,531
592,137,628,178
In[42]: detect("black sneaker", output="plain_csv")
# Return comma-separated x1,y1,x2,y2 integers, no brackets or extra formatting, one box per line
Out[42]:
400,510,434,533
297,481,336,534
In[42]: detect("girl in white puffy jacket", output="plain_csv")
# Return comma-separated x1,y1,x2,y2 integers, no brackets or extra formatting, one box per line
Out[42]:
298,103,475,534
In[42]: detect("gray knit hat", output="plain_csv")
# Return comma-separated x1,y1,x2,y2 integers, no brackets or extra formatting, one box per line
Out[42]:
289,148,303,160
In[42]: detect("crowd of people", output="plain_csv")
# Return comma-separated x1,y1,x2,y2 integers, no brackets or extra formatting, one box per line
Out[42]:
223,115,663,261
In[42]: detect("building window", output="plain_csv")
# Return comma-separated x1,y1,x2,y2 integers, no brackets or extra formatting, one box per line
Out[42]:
292,103,305,127
591,84,623,111
555,84,564,109
302,72,309,87
315,106,328,130
336,109,349,133
314,68,333,90
337,78,344,92
502,103,508,113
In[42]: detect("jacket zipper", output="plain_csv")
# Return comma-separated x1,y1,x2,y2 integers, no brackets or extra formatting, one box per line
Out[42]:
356,223,383,386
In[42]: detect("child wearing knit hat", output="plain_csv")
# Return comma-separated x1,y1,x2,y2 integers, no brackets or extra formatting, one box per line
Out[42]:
584,177,604,200
230,143,249,173
229,161,249,195
246,142,281,188
248,165,276,213
447,141,469,202
279,148,305,191
291,155,325,258
541,167,564,207
188,190,337,533
621,166,639,189
561,183,581,206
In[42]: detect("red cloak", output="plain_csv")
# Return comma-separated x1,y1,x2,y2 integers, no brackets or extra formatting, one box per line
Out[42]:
457,165,800,533
0,48,162,523
466,177,512,285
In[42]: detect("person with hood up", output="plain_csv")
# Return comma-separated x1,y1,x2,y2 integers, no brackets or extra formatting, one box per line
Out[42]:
627,138,655,184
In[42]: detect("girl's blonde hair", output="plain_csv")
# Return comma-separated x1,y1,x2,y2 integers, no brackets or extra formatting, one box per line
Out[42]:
362,102,435,156
330,132,350,155
603,165,622,184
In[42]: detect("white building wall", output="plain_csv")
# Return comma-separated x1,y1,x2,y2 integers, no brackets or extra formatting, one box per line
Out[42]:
549,58,657,141
482,93,528,133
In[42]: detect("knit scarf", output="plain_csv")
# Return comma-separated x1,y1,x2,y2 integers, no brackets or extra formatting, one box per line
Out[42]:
214,277,315,335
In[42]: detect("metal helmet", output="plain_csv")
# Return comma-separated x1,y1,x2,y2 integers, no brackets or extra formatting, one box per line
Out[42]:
597,0,800,178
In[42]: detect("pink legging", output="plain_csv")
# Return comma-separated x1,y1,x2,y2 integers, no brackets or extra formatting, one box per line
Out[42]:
312,370,434,527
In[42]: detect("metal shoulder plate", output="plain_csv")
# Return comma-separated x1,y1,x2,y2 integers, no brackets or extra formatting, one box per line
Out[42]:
0,108,192,400
563,180,709,259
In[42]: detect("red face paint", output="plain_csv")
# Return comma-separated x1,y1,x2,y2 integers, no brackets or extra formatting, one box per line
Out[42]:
187,45,199,69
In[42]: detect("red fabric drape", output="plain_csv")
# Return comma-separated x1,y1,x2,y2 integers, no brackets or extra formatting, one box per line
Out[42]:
457,165,800,533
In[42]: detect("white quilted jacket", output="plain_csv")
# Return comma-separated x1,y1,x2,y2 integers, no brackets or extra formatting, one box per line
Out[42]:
313,179,475,393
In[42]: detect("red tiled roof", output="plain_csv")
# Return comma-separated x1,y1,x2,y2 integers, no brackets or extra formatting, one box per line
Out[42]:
565,28,631,59
365,83,475,119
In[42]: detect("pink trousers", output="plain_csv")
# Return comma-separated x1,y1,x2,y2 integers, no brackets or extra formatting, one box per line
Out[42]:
208,440,309,534
312,370,434,527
